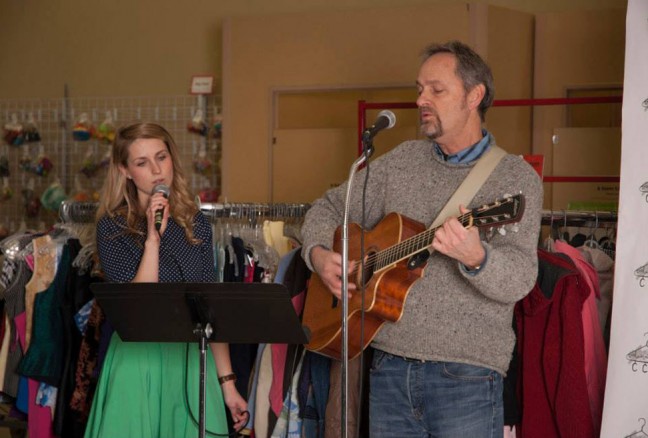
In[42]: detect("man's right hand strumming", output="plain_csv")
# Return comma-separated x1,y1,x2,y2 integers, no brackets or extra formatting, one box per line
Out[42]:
310,245,357,299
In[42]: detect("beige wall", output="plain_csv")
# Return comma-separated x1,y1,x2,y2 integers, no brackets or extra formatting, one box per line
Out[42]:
222,4,471,201
533,9,626,206
0,0,627,205
272,87,420,203
0,0,224,98
485,6,534,155
0,0,627,99
266,5,534,204
222,4,538,201
533,9,626,163
0,0,611,98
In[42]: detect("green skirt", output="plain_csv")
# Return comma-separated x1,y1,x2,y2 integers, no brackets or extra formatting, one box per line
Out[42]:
84,333,228,438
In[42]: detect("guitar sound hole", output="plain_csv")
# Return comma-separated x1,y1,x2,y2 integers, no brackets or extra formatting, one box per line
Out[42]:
360,251,376,287
329,253,377,310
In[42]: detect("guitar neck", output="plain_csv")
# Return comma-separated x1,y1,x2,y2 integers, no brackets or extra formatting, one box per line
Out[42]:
373,212,474,272
366,194,524,273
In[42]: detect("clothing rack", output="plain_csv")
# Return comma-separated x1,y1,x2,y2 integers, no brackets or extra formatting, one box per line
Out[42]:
541,209,618,227
59,201,98,224
541,209,617,260
59,202,617,227
200,202,310,224
58,201,311,225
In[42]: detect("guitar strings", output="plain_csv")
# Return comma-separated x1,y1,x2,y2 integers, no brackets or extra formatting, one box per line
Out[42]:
347,212,473,278
346,196,514,278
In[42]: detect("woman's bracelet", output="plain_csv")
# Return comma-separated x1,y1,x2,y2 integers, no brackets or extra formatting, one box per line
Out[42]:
218,373,237,385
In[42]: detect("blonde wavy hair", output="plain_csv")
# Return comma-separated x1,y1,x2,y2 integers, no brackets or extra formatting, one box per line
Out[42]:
96,122,200,244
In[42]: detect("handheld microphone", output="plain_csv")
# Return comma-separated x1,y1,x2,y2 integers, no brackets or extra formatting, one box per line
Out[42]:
152,184,170,231
362,110,396,141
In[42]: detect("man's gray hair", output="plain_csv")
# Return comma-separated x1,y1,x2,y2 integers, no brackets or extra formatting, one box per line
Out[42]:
421,41,495,121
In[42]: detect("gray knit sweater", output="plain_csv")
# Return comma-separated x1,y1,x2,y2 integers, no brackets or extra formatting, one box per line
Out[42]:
301,138,543,374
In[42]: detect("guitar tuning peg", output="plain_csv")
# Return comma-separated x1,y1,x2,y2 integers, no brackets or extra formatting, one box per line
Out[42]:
498,226,507,236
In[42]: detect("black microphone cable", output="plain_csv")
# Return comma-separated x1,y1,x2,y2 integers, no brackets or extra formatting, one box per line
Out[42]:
176,254,248,437
183,343,250,437
169,220,249,437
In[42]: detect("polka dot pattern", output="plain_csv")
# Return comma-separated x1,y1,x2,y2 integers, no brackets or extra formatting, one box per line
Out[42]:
96,212,216,283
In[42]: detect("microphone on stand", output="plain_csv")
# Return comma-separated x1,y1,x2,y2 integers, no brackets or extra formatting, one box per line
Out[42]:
152,184,170,231
362,110,396,142
337,113,396,438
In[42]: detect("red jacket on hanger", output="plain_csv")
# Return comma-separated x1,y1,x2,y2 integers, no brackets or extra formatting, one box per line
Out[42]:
515,249,594,438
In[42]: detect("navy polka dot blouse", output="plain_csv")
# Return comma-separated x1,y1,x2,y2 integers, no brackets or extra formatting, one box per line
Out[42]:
96,212,216,283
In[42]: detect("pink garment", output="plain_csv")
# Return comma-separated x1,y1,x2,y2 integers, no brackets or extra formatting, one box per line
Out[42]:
15,311,56,438
269,291,306,416
580,246,615,336
244,258,255,284
25,254,35,271
553,241,607,437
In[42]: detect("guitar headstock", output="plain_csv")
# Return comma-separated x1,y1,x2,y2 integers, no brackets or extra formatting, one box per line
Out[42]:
471,194,525,228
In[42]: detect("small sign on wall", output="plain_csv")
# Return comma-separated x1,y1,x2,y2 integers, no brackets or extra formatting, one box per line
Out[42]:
190,75,214,95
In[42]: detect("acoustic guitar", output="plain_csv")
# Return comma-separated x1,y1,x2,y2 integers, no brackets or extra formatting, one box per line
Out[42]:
302,194,525,360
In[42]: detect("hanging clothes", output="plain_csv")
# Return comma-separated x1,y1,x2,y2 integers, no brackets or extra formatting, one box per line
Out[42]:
18,242,74,385
1,258,30,397
579,245,615,349
553,240,607,437
515,249,595,438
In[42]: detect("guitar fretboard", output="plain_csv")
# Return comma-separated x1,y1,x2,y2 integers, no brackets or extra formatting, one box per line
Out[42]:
369,212,473,271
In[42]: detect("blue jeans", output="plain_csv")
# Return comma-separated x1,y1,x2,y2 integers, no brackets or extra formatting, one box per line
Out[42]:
369,350,503,438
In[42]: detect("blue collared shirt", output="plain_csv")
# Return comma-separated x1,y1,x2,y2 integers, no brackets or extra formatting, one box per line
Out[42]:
434,129,492,164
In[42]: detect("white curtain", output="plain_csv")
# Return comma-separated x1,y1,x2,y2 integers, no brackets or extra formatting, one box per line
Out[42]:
600,1,648,436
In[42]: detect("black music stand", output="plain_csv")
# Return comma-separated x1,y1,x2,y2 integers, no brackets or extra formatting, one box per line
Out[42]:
91,282,310,438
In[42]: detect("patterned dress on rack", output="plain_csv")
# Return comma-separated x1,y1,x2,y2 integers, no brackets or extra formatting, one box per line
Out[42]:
84,212,228,438
2,258,31,397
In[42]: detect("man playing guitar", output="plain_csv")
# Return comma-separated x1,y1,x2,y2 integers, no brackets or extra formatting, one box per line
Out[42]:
301,41,543,438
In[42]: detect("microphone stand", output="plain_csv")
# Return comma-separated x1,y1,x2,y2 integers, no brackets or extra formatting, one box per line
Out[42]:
187,294,213,438
340,136,373,438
